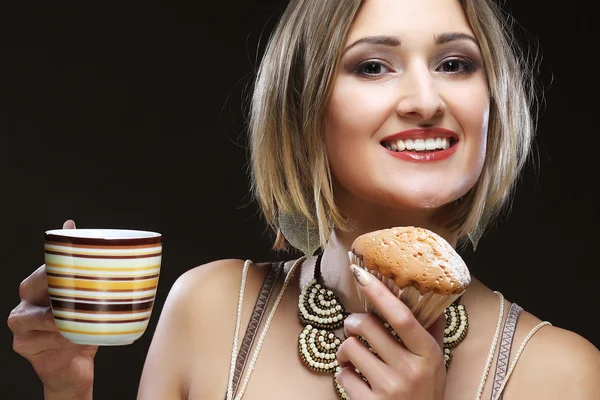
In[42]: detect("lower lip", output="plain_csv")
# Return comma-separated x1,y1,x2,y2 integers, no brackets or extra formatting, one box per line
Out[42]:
383,143,458,162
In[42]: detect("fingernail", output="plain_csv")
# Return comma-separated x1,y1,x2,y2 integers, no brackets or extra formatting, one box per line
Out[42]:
344,313,367,329
350,264,371,286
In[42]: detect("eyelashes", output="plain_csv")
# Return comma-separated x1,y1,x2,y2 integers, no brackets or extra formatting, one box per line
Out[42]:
351,57,478,78
354,60,391,76
437,58,476,74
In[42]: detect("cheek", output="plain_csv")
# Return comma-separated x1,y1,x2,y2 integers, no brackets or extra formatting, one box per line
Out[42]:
445,83,489,165
326,78,396,146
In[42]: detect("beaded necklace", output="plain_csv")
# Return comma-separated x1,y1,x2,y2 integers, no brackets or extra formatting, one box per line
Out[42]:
297,251,469,399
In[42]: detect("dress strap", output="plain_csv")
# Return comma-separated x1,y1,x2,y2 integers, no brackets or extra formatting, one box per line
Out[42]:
491,302,523,400
225,261,284,400
490,320,551,400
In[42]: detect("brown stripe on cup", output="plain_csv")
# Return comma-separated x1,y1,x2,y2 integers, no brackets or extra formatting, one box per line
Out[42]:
51,299,155,313
49,294,156,302
46,272,160,281
44,249,162,259
53,316,151,324
45,231,161,246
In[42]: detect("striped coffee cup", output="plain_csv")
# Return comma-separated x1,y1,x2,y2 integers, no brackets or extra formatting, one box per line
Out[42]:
44,228,162,346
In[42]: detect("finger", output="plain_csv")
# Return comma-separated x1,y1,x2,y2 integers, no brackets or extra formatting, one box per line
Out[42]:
62,220,76,229
337,336,390,389
335,367,373,399
427,313,446,352
13,330,79,358
7,303,58,334
19,265,51,306
350,264,439,357
344,313,410,366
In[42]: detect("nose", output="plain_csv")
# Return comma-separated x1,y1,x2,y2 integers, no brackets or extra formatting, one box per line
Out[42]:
396,65,446,121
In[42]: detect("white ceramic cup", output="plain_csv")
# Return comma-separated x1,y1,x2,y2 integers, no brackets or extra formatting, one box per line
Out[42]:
44,228,162,346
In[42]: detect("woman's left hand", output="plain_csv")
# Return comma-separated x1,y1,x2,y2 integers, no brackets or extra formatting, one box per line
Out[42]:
336,264,447,399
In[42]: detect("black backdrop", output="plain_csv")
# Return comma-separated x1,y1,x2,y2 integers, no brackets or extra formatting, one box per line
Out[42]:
1,1,596,399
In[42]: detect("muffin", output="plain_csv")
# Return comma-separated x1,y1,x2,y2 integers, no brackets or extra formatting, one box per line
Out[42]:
348,226,470,329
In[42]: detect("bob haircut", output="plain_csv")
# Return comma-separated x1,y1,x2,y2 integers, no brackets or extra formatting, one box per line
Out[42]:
248,0,539,251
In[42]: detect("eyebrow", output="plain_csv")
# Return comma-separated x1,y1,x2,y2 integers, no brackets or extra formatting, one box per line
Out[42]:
342,32,479,55
434,32,479,46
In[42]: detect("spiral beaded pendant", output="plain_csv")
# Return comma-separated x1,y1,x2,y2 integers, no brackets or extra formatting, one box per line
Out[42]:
443,302,469,368
298,279,347,329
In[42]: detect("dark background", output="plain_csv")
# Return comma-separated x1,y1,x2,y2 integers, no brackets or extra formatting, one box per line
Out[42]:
1,1,596,399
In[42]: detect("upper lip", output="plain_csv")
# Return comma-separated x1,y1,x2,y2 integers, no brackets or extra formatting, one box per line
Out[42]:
380,128,459,143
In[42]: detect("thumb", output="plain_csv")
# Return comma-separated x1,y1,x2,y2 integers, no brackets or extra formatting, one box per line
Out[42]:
427,312,446,352
62,219,76,229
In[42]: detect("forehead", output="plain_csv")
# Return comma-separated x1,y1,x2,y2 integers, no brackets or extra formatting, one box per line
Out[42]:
347,0,474,43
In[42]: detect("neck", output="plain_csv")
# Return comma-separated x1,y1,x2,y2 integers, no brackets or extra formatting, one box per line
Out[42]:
304,218,458,315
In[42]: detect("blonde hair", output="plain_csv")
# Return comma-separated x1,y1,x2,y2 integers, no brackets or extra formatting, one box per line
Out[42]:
248,0,539,251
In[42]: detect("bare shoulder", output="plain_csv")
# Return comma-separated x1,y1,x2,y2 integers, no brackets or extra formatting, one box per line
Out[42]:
153,257,272,341
138,258,272,399
504,310,600,399
169,258,264,304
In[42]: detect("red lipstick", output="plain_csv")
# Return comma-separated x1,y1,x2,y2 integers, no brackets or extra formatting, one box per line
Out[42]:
380,128,459,163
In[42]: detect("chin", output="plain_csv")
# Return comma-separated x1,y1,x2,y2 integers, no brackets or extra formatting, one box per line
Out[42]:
378,186,464,210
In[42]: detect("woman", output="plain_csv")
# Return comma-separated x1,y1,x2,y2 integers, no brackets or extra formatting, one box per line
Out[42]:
8,0,600,399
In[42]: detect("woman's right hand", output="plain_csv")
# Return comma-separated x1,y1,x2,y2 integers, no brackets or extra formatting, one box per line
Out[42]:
7,220,98,400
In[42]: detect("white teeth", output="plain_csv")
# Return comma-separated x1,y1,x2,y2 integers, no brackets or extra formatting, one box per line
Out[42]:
383,137,452,152
414,139,426,151
425,138,437,150
396,139,405,151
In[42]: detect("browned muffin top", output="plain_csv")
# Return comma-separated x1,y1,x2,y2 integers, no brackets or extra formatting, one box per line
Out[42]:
351,226,471,295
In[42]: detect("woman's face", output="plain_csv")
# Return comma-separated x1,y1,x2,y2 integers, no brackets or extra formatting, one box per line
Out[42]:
326,0,489,215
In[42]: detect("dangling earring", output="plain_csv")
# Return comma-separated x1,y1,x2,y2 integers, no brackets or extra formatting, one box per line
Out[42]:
277,211,321,257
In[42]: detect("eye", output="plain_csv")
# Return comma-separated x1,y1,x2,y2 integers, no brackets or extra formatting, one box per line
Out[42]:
354,60,391,77
437,58,475,74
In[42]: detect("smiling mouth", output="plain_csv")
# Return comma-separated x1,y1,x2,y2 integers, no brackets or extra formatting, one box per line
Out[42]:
381,137,458,153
